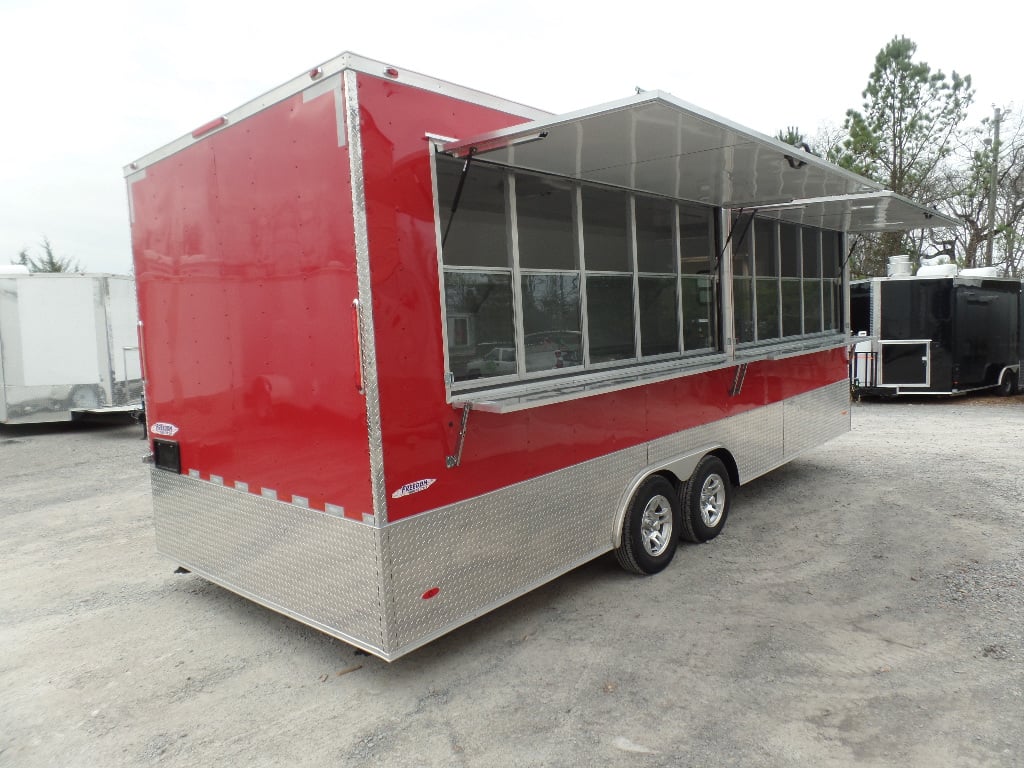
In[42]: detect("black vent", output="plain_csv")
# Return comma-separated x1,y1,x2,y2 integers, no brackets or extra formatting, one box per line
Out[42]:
153,439,181,473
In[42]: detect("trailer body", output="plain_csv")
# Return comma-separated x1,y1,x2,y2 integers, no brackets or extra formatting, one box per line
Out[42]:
126,53,954,660
850,276,1022,396
0,273,142,424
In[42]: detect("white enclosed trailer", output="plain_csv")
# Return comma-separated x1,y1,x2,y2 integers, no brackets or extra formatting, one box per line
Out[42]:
0,271,142,424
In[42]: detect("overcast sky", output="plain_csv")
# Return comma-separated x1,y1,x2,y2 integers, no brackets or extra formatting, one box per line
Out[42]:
0,0,1016,275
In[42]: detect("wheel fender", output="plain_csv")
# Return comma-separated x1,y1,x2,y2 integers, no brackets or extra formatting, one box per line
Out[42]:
610,444,722,548
998,364,1019,382
996,365,1019,393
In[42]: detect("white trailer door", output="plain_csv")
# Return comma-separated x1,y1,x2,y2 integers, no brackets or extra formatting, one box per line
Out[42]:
16,277,102,386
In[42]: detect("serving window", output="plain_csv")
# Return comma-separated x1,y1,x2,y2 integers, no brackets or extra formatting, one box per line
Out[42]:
732,214,842,347
436,155,718,387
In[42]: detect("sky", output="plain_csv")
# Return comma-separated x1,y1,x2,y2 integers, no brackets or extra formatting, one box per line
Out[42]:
0,0,1017,275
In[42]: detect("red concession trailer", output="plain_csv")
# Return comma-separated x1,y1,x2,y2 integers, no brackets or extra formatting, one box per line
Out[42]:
125,53,957,660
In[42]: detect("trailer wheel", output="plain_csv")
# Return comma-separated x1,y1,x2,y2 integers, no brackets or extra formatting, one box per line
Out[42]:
615,475,680,575
679,455,731,543
68,385,101,409
997,370,1018,397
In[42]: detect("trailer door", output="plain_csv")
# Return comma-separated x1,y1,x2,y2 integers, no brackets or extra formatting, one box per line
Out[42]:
878,340,930,387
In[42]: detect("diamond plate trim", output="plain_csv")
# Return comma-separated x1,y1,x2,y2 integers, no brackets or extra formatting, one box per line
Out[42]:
647,401,782,483
383,444,646,653
783,380,851,459
382,381,849,656
345,68,387,527
152,471,387,654
152,382,849,659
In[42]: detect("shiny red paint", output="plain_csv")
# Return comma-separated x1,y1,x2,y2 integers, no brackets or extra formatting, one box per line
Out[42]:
130,67,848,526
130,83,373,520
354,73,847,521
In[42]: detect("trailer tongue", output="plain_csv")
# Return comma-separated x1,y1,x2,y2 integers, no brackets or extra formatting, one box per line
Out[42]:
126,53,956,660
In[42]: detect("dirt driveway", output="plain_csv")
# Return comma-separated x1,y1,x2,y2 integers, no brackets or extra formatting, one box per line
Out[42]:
2,397,1022,767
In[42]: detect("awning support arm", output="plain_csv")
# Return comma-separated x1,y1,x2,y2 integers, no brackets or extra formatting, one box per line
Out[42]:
842,234,861,272
441,148,477,247
712,208,755,274
445,403,472,469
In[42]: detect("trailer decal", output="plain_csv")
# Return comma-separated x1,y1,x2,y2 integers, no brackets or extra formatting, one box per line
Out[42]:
150,422,179,437
392,479,437,499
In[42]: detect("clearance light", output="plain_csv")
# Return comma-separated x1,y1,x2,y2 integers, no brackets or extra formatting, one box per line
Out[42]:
421,587,441,600
191,117,227,139
384,67,399,78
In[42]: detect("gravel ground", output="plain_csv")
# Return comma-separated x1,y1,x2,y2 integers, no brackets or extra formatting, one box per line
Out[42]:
1,397,1022,767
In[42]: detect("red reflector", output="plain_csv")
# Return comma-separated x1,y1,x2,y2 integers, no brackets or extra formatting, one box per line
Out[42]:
421,587,440,600
384,67,399,78
191,116,227,138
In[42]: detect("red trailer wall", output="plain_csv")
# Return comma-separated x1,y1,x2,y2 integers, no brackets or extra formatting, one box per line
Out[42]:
356,74,847,522
130,84,373,520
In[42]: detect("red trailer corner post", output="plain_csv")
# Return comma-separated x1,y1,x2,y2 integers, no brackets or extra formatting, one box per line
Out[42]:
126,53,960,661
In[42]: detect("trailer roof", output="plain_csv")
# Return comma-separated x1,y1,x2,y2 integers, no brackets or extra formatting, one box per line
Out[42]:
441,92,958,233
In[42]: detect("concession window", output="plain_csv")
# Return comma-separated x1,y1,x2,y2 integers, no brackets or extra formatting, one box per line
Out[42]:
438,92,959,413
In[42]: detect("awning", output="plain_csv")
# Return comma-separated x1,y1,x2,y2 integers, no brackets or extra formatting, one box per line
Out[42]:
755,191,960,233
441,92,959,232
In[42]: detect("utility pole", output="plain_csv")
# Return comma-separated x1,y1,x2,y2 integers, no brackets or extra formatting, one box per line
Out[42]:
985,107,1002,267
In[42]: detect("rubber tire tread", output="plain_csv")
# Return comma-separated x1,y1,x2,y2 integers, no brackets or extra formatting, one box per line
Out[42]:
997,371,1017,397
679,455,731,544
614,475,680,575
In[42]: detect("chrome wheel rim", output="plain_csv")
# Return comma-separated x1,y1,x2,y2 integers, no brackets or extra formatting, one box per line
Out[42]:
699,474,726,528
641,494,673,557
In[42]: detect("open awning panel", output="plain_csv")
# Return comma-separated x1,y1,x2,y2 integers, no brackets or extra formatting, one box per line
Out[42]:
755,191,959,233
442,92,958,232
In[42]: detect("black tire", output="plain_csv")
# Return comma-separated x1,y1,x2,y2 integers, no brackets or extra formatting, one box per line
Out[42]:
679,455,731,543
997,371,1018,397
615,475,681,575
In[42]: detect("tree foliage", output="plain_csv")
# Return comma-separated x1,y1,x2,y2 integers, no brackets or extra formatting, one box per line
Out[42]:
835,36,974,276
12,237,81,273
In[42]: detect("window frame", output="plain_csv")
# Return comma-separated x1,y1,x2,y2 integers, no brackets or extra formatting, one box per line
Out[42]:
432,153,843,397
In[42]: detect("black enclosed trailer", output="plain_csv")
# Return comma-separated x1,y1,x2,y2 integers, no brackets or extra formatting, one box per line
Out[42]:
850,275,1022,397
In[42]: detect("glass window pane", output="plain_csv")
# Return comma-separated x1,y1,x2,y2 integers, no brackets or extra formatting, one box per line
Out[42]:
582,187,630,271
755,278,780,340
823,278,837,331
802,229,821,277
733,277,754,344
780,222,800,277
586,275,635,362
636,196,675,274
444,271,514,381
521,273,582,372
683,276,716,350
781,278,802,337
730,213,753,278
803,279,822,332
822,231,840,278
516,174,577,270
639,277,679,356
754,221,778,277
681,203,715,275
436,157,509,268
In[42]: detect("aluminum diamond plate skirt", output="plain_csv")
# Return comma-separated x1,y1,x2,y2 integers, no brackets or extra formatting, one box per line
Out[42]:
152,472,387,654
783,381,851,459
151,381,850,660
